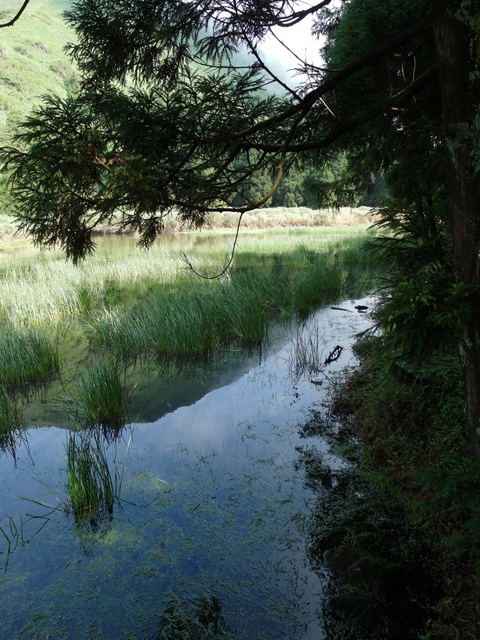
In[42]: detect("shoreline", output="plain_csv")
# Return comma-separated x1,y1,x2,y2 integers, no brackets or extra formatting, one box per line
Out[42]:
0,206,377,243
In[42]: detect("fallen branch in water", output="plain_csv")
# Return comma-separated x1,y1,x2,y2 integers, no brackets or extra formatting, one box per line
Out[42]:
324,345,343,365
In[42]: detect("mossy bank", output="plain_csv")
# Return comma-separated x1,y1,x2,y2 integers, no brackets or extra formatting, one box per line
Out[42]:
307,333,480,640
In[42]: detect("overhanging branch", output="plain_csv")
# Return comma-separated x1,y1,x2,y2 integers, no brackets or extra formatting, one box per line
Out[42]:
248,63,438,153
229,17,431,141
264,0,339,29
0,0,32,28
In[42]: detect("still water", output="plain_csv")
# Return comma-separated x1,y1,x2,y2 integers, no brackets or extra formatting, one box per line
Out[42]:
0,295,374,639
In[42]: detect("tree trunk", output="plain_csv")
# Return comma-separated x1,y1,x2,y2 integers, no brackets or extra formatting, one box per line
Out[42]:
431,1,480,456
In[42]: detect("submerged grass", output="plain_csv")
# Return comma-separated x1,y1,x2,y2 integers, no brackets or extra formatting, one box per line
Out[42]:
66,431,116,531
156,593,232,639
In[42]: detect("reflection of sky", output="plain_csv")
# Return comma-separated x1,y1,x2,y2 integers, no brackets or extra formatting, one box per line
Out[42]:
0,297,374,640
134,298,373,453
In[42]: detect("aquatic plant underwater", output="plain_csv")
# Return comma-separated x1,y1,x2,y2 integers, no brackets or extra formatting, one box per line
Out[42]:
65,430,123,531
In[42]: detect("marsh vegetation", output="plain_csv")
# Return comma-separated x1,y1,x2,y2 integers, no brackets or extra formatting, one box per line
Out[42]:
0,225,382,638
0,226,377,431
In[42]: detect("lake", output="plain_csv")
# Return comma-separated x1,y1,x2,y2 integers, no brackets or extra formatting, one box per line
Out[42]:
0,230,377,638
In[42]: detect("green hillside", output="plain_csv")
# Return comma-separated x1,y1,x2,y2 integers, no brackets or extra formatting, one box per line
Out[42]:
0,0,75,145
0,3,371,220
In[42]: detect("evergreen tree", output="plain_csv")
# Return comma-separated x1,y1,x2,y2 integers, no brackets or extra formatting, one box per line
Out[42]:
1,0,479,454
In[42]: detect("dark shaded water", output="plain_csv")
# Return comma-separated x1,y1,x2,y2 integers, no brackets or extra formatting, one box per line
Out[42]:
0,296,374,639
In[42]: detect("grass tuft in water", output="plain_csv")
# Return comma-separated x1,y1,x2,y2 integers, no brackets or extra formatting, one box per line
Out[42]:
0,329,59,390
66,431,116,531
293,262,345,313
71,357,126,430
289,324,324,377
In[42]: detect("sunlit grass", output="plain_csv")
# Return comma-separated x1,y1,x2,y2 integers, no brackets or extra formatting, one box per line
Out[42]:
0,227,377,398
0,329,59,389
89,265,343,361
0,227,375,327
88,249,357,361
67,357,126,430
0,251,181,326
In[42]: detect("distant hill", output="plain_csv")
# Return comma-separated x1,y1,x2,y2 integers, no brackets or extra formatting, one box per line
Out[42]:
0,4,366,217
0,0,76,145
0,1,298,144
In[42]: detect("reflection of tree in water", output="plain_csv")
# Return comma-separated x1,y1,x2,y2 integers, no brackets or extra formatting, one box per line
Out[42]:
156,594,234,640
296,412,442,640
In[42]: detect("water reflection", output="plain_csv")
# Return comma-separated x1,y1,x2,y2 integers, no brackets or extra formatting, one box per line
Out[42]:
0,298,375,639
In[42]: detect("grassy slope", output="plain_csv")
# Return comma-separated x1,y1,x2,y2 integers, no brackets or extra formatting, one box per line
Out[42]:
0,0,75,144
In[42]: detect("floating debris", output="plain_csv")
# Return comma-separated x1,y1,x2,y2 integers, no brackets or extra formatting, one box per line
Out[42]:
324,345,343,366
331,306,353,313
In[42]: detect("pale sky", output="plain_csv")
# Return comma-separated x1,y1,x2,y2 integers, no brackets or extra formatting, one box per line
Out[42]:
257,2,330,89
262,16,323,72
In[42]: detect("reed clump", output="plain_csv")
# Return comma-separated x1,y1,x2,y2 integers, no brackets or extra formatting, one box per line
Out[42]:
0,329,59,389
0,227,376,403
88,261,347,361
69,357,126,430
289,323,324,377
66,431,115,531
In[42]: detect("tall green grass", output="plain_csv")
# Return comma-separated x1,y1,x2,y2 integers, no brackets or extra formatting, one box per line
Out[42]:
0,251,180,325
293,262,346,313
67,357,125,430
89,257,351,361
0,228,374,327
0,329,59,389
0,228,376,403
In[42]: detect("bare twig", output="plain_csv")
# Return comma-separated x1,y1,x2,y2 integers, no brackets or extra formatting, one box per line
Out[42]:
0,0,32,28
